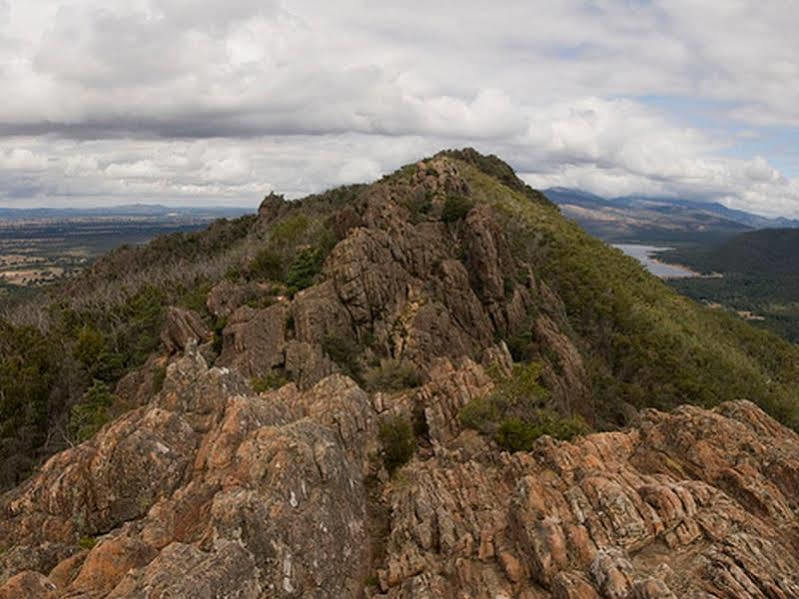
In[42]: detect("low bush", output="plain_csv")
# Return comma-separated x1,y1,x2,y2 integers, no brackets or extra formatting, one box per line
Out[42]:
460,361,589,451
151,365,167,394
285,246,326,293
77,536,97,550
251,371,289,393
249,247,283,281
495,411,589,452
441,195,475,223
69,380,115,443
364,359,422,392
378,416,415,474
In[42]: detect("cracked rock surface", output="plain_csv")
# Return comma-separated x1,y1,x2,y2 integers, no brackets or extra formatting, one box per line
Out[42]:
2,344,799,597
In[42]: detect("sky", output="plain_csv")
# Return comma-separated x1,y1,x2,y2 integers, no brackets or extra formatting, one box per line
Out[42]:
1,1,799,216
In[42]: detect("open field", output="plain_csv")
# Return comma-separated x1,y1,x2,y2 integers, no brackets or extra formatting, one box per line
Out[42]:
0,208,251,302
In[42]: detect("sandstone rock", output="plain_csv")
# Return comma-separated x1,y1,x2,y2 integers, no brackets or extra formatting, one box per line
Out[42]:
69,534,155,596
217,302,288,378
292,279,352,344
534,314,590,413
284,340,339,390
113,354,167,409
160,306,212,354
1,346,376,597
4,330,799,599
0,543,77,587
0,571,58,599
257,191,287,223
378,400,799,598
206,279,262,318
47,550,86,592
412,356,495,445
107,541,262,598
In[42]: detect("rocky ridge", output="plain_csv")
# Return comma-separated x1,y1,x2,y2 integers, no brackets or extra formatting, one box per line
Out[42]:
2,344,799,598
1,152,799,597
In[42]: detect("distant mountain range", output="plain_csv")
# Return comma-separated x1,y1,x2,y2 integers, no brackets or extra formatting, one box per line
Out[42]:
544,187,799,243
0,203,252,222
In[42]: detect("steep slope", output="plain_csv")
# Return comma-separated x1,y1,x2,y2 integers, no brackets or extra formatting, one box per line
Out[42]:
1,150,799,597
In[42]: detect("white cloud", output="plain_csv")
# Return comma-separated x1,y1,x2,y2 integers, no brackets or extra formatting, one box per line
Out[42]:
0,0,798,216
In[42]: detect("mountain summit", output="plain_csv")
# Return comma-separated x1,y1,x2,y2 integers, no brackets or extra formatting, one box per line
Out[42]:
2,149,799,597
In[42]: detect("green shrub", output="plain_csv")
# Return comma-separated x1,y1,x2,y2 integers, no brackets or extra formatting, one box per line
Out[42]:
77,536,97,550
178,282,212,314
505,329,536,362
441,195,475,223
225,264,243,281
459,361,588,451
378,416,415,474
364,359,422,392
459,397,499,434
270,214,309,246
495,417,540,452
69,380,115,443
91,351,125,383
211,316,227,355
495,411,589,452
251,371,288,393
402,192,433,223
285,246,326,293
74,326,105,368
151,365,167,394
249,247,284,281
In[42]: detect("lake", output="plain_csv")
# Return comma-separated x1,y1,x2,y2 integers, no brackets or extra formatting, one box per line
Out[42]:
613,244,699,278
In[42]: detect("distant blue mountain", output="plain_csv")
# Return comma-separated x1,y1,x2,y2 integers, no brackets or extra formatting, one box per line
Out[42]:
544,187,799,243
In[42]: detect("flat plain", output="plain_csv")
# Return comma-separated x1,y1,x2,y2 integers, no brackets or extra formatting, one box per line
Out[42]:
0,207,251,302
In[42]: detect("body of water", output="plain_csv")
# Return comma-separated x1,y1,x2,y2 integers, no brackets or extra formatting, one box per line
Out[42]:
613,244,699,278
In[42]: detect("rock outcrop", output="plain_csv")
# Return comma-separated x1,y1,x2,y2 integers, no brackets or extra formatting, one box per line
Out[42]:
2,340,799,597
376,400,799,598
210,157,587,407
160,307,212,354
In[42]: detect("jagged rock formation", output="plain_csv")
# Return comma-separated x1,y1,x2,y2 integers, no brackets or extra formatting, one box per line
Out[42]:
207,156,588,416
3,151,799,597
2,344,799,598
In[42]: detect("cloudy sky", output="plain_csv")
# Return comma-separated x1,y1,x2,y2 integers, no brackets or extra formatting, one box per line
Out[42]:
2,1,799,216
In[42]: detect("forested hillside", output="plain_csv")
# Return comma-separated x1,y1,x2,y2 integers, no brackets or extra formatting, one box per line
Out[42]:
661,229,799,341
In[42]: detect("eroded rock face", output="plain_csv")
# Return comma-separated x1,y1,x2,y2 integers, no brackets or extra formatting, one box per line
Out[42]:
160,306,212,354
211,158,582,397
0,348,379,597
2,337,799,598
376,400,799,598
217,302,289,378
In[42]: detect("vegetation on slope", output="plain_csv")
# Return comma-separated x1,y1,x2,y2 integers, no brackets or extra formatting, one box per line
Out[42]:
457,160,799,429
659,229,799,342
1,149,799,490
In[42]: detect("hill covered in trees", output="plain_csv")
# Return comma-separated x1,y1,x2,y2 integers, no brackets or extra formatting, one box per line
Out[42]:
659,229,799,341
